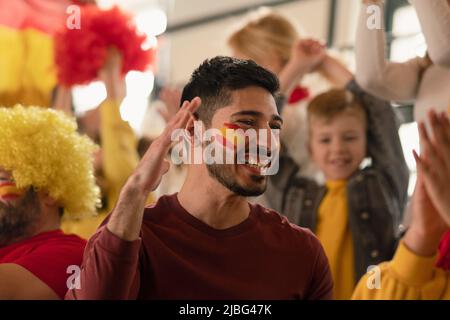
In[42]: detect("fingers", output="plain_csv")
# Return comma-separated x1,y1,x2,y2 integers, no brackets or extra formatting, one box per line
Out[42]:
437,111,450,161
418,121,442,171
166,97,201,131
428,110,447,149
441,111,450,144
300,38,326,53
185,96,202,113
157,105,170,122
425,110,450,172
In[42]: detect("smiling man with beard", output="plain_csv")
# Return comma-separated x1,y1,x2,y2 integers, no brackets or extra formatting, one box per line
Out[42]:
66,57,332,300
0,105,100,299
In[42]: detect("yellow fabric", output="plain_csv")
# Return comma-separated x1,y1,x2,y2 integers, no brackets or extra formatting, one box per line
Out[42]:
352,241,450,300
316,180,355,300
62,99,154,239
0,26,56,107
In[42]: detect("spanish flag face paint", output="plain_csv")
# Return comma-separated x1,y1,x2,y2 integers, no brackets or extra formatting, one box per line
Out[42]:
215,123,246,151
0,181,25,201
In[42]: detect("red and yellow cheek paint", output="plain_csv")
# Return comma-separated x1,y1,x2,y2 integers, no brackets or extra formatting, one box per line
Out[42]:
215,123,246,150
0,181,25,201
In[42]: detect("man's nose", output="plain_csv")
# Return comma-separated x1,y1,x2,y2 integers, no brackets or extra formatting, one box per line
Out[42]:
331,138,345,153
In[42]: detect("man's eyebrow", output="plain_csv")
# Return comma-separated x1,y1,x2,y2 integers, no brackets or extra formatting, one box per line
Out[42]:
230,111,284,124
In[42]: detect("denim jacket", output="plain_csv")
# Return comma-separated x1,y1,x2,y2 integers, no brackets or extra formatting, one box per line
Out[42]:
267,79,410,282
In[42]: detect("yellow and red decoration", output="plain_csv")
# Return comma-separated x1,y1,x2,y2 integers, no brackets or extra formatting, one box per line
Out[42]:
55,5,155,86
215,123,246,151
0,0,76,107
0,181,25,201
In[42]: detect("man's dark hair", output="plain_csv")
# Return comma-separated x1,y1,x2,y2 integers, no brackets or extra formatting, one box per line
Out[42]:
180,56,279,126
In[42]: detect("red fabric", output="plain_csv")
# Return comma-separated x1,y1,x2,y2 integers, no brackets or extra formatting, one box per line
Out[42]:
0,230,86,299
55,5,155,86
0,0,72,35
437,230,450,270
66,194,333,300
288,86,310,105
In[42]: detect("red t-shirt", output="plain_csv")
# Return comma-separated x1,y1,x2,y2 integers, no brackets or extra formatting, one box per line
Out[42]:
0,230,86,299
67,194,333,300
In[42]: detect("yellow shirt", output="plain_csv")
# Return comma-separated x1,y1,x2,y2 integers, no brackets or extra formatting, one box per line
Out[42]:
0,26,56,107
352,241,449,300
62,99,154,239
316,180,355,300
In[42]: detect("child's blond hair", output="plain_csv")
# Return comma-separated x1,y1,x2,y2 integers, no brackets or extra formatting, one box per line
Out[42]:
307,89,367,128
228,8,299,65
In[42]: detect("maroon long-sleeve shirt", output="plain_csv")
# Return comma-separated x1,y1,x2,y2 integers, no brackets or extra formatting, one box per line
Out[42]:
66,194,333,300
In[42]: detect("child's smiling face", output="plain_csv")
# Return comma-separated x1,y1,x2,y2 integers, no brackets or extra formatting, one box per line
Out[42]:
309,112,367,181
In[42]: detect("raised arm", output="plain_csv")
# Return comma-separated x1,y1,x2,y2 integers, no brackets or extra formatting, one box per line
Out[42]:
410,0,450,67
278,38,326,96
352,112,450,300
97,50,141,213
355,0,423,102
52,85,73,116
347,79,410,212
317,54,353,88
66,98,200,300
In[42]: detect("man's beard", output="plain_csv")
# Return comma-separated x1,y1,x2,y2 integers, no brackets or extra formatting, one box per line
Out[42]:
206,163,267,197
0,189,40,247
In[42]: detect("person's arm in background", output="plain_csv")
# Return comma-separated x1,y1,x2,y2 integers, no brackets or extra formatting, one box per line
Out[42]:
98,49,153,212
278,38,352,105
158,86,182,123
317,54,353,88
278,38,327,97
52,86,73,116
352,111,450,300
355,0,423,102
410,0,450,67
414,111,450,226
66,97,201,299
348,80,410,216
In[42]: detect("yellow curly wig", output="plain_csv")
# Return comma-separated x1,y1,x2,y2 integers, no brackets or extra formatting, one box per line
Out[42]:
0,105,101,218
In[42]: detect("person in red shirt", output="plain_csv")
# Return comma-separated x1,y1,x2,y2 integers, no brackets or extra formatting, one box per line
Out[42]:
66,56,333,300
0,105,100,299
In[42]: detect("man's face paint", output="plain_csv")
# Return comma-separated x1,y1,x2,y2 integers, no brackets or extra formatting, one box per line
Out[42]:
0,180,25,201
215,122,246,151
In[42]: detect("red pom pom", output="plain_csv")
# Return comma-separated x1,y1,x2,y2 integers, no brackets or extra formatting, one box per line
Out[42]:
55,5,155,86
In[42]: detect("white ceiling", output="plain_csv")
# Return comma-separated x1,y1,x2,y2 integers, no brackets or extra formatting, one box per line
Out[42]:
97,0,288,27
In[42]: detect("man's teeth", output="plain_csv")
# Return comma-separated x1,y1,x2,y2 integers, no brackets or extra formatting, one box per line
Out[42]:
245,156,270,169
